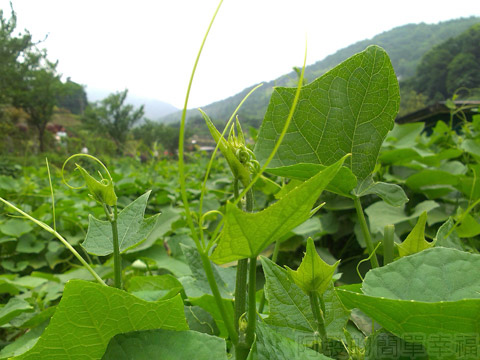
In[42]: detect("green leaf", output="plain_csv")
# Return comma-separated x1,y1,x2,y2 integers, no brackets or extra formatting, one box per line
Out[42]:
397,212,434,257
365,200,439,235
15,280,187,360
0,219,33,237
461,139,480,158
126,245,192,277
379,148,421,165
16,234,45,254
0,298,33,326
266,164,357,197
127,206,181,253
181,244,235,298
126,275,183,301
255,45,399,180
336,248,480,358
211,157,346,264
184,305,218,335
82,191,160,256
188,295,234,339
103,329,228,360
0,320,49,359
455,212,480,238
354,175,408,206
286,238,339,295
261,257,349,341
405,170,459,199
383,122,424,148
252,322,334,360
75,164,117,206
434,218,463,250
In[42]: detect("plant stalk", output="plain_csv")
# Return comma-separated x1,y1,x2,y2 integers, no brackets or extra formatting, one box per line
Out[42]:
104,204,122,289
309,291,327,353
245,257,257,349
199,250,238,345
234,186,254,359
353,196,379,268
383,225,395,266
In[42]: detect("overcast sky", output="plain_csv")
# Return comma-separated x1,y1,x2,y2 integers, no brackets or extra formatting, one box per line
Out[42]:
1,0,479,109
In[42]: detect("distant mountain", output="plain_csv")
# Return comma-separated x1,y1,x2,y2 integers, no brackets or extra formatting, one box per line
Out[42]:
159,16,480,127
86,88,178,120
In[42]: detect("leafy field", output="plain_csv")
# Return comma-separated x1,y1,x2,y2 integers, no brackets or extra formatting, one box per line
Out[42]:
1,9,480,360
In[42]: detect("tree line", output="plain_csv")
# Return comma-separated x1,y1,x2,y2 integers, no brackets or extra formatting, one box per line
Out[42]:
0,5,182,158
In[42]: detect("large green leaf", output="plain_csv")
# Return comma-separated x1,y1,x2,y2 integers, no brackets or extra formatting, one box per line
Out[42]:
210,157,346,264
251,322,334,360
82,191,160,256
261,257,349,341
255,45,400,180
336,248,480,358
15,280,187,360
266,164,357,198
102,329,228,360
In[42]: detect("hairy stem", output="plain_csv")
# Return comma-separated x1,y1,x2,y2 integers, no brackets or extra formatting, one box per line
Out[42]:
354,196,379,268
309,291,327,352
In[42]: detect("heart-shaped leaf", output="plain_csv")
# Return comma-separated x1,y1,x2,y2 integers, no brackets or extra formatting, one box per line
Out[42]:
103,329,228,360
255,45,400,180
82,191,160,256
14,280,187,360
336,248,480,359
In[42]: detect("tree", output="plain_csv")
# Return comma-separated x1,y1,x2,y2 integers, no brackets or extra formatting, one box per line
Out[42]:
413,23,480,101
12,62,63,152
56,78,88,114
0,4,34,108
82,90,144,153
0,4,64,153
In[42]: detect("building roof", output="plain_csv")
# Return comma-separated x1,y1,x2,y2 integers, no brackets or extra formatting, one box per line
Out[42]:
396,100,480,126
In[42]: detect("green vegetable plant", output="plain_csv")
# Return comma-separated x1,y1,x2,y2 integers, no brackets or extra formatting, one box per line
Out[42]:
1,1,480,359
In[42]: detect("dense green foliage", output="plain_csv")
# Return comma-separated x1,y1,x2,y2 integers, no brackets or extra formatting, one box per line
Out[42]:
410,23,480,101
1,33,480,358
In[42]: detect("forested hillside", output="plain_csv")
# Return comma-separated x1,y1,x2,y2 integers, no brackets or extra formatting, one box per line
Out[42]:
160,16,479,127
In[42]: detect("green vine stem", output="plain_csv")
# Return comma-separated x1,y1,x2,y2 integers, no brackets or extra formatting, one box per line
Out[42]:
0,197,106,286
176,0,239,346
104,204,122,289
199,249,238,344
235,187,254,359
245,256,257,350
309,291,327,353
383,224,395,266
353,196,379,268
